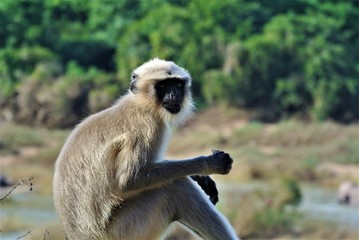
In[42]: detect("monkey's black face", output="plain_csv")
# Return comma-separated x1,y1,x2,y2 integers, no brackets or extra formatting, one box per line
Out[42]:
155,78,186,114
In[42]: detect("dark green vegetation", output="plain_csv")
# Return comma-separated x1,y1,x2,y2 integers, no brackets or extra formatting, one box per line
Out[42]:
1,0,358,128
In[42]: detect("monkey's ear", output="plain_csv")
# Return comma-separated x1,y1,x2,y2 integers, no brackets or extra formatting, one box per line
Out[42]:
130,73,138,93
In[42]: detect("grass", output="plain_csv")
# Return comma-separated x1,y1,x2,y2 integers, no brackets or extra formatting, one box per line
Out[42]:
169,116,359,185
0,124,44,154
0,122,69,155
217,178,301,238
0,215,33,232
297,220,359,240
26,225,65,240
2,164,54,194
0,123,68,195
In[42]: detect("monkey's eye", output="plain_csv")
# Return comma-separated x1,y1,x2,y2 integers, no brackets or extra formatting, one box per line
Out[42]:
158,83,165,88
177,82,184,87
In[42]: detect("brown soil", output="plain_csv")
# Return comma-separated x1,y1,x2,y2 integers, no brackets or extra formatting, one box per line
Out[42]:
0,146,43,166
181,107,250,136
318,162,359,180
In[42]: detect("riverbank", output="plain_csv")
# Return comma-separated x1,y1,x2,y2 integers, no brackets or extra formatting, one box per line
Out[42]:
1,181,357,240
0,107,358,239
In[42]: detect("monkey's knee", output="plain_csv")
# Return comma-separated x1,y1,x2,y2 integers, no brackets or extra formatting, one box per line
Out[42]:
172,177,209,197
168,178,213,213
107,188,175,239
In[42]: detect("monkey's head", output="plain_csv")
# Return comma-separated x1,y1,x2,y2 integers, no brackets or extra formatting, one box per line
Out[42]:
130,58,194,125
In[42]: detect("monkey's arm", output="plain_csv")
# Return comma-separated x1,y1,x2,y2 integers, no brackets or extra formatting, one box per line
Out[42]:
191,150,220,205
122,151,232,193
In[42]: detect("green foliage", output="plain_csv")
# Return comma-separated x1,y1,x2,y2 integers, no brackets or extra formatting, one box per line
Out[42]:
251,179,301,237
1,0,358,126
234,122,263,142
252,206,298,237
227,180,301,238
0,123,44,152
278,177,302,207
58,40,115,71
235,4,359,121
202,70,239,104
0,46,57,97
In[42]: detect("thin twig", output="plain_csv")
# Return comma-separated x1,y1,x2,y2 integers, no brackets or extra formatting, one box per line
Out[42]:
43,227,50,240
16,230,32,240
0,177,33,202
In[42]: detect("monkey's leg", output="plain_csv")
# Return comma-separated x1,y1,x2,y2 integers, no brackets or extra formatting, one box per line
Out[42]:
107,178,238,240
171,178,238,240
106,186,176,240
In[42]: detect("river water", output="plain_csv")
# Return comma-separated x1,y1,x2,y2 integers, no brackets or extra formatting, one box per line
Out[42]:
219,182,359,231
0,183,358,239
0,192,59,240
299,185,359,230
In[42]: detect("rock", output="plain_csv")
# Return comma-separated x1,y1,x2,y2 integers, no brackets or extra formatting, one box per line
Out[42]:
0,175,12,187
338,181,359,205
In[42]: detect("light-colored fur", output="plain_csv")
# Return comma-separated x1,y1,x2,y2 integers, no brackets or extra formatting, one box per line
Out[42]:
53,58,238,240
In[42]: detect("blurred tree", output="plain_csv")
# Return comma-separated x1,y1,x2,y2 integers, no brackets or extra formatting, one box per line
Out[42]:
233,1,359,121
0,0,358,126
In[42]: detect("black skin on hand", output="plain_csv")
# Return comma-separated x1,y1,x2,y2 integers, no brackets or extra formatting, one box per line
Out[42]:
190,175,219,205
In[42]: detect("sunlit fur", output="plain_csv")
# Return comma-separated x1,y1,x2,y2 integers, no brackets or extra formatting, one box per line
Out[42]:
53,59,238,240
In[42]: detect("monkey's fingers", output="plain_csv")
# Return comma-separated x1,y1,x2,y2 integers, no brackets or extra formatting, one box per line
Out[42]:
190,175,200,182
191,175,219,205
211,149,222,154
210,195,219,205
204,176,219,205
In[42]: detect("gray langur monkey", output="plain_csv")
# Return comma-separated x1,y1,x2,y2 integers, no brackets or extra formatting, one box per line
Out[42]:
53,58,239,240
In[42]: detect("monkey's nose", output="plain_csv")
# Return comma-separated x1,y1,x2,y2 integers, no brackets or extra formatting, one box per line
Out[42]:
169,92,175,99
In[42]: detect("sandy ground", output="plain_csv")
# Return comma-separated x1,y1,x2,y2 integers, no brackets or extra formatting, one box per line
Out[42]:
0,146,42,166
318,162,359,180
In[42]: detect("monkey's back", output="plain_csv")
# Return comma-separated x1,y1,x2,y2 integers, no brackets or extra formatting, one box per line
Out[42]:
53,93,166,239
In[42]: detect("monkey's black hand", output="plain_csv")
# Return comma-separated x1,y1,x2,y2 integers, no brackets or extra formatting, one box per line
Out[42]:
207,150,233,175
190,175,219,205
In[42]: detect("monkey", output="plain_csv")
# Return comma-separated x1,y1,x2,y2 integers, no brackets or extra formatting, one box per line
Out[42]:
53,58,239,240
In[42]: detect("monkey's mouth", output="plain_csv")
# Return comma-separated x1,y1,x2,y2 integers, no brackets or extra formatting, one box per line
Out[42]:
163,103,181,114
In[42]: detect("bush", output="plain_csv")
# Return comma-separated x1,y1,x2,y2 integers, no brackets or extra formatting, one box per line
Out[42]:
2,61,124,128
236,9,359,121
0,46,58,97
225,178,301,238
58,40,116,71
